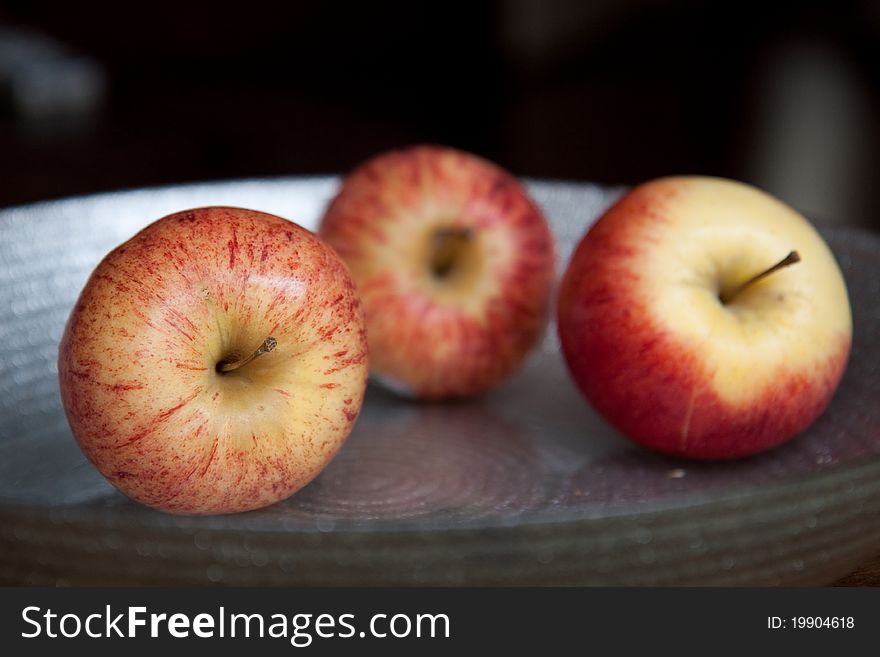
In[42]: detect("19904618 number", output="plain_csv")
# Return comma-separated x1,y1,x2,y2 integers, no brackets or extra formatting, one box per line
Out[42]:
793,617,854,629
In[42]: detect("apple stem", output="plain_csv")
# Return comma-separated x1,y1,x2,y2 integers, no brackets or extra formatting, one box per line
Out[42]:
217,337,277,373
720,251,801,304
431,227,473,278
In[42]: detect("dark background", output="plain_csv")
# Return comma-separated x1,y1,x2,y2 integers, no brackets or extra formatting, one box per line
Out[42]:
1,0,878,229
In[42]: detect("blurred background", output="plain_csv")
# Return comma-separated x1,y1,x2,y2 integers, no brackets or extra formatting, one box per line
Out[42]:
1,0,878,229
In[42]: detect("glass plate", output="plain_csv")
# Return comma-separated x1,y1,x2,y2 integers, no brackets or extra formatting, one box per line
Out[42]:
1,178,878,585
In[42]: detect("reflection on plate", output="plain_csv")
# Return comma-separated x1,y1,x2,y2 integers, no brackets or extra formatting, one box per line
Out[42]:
0,178,878,585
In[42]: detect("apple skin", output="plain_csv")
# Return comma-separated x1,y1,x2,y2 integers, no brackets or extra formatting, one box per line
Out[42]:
557,176,852,460
58,207,368,514
319,145,556,399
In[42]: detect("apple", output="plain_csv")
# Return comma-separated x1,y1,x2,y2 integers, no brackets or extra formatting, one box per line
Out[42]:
319,145,556,399
557,176,852,460
58,206,368,514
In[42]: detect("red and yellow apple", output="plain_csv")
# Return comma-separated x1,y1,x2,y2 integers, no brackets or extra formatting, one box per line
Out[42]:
319,145,556,399
58,207,368,514
557,176,852,460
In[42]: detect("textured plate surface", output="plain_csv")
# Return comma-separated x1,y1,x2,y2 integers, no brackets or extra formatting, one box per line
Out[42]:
1,178,879,586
